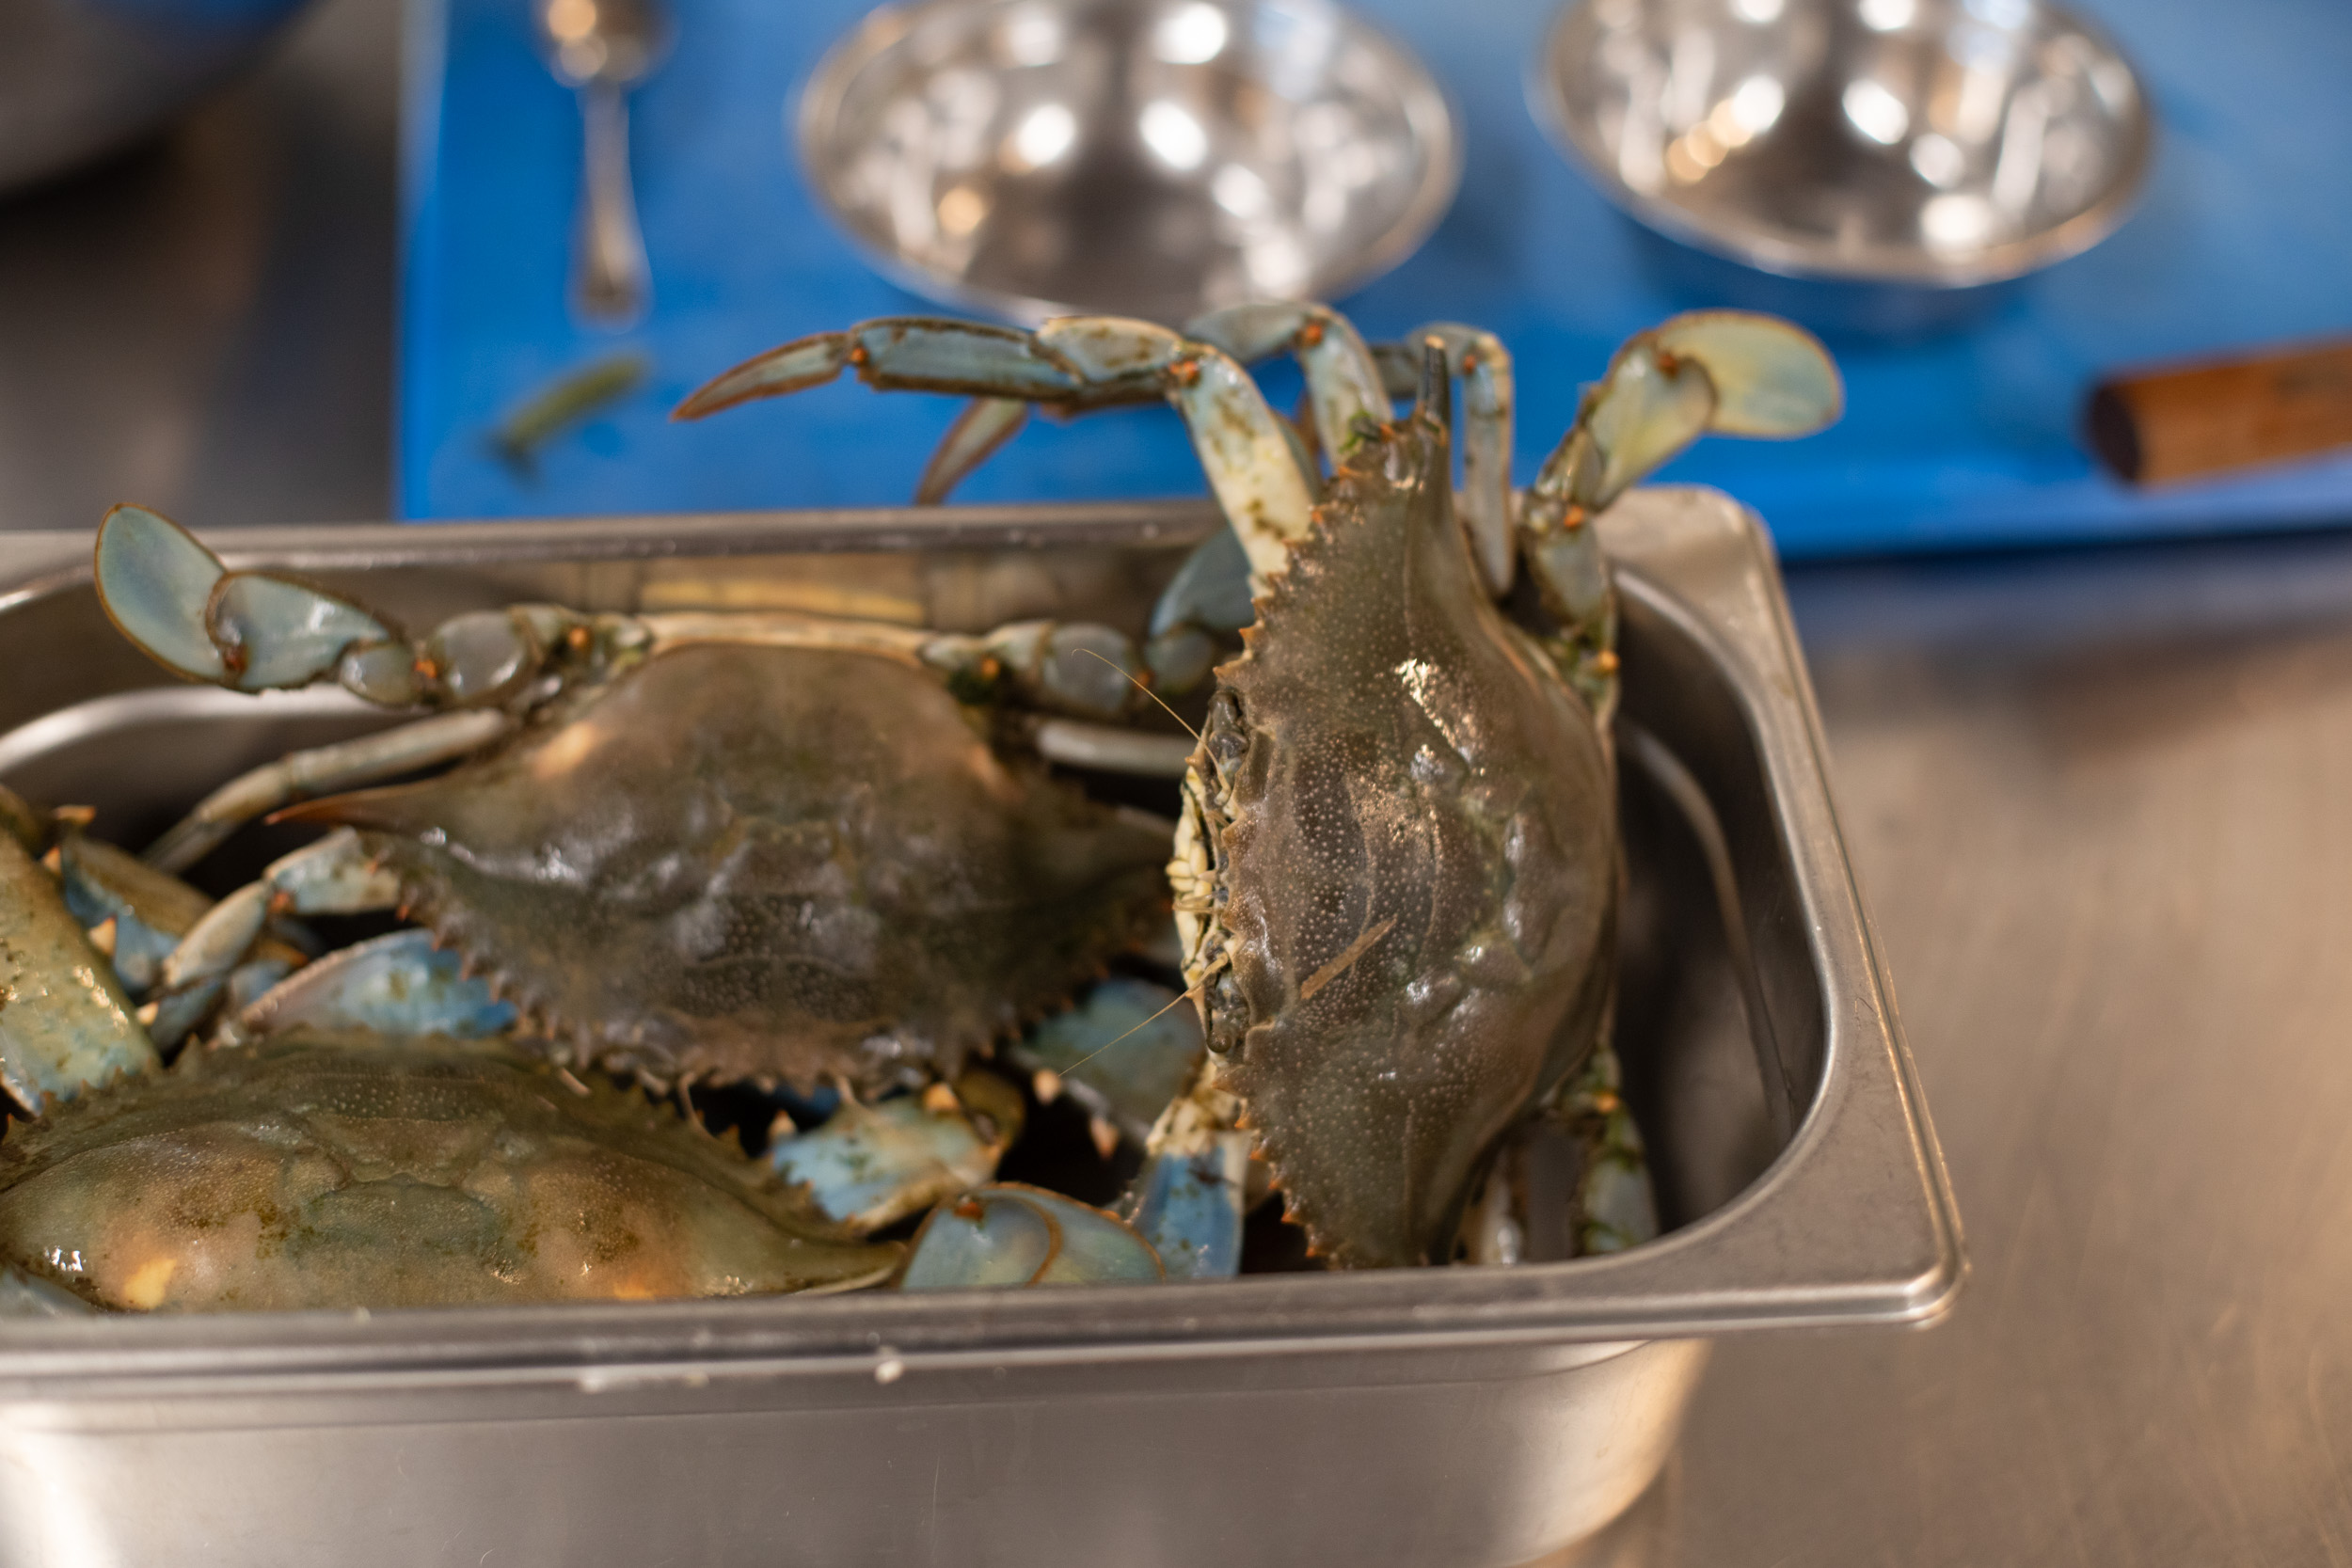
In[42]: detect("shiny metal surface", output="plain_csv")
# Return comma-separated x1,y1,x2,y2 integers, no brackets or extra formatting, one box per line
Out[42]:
0,491,1951,1566
0,0,316,195
1531,0,2150,288
797,0,1461,325
535,0,670,325
0,0,394,531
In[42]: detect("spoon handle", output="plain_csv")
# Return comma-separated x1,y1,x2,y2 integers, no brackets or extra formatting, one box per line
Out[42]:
575,81,649,326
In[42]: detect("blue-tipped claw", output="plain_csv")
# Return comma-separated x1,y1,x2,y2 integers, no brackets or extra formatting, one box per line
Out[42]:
900,1183,1164,1289
55,833,206,999
230,928,516,1042
1129,1132,1249,1279
0,832,158,1115
769,1074,1025,1237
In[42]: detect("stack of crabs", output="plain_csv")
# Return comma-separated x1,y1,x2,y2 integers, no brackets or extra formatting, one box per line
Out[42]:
0,302,1836,1317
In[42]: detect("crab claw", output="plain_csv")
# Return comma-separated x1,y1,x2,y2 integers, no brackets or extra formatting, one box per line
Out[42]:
96,505,397,694
673,318,1121,423
680,314,1319,589
0,831,159,1115
1534,310,1841,516
228,929,516,1044
899,1183,1164,1289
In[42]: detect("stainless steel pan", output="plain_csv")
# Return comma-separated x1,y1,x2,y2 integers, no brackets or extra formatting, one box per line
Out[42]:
0,488,1959,1567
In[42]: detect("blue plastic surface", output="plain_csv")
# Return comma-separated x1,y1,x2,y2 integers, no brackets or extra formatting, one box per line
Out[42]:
402,0,2352,556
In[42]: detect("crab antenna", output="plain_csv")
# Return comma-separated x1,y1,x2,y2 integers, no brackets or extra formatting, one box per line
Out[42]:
1053,964,1227,1078
1073,647,1200,742
1415,336,1451,432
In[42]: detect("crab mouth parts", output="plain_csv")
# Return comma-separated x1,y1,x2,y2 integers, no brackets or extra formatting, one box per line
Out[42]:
1169,689,1253,1062
1168,766,1226,1043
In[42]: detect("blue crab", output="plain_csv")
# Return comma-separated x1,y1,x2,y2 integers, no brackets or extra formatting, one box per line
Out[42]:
77,302,1836,1276
678,303,1838,1269
90,511,1190,1092
0,800,904,1311
0,794,1163,1312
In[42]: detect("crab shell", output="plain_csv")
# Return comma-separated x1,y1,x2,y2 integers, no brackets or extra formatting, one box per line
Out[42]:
0,1028,896,1311
1174,405,1619,1269
288,644,1173,1091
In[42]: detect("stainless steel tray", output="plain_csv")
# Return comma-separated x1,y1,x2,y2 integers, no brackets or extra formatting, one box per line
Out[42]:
0,490,1960,1568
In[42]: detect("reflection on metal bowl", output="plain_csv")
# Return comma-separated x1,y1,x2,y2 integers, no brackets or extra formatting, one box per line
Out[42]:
0,0,318,197
1531,0,2151,330
797,0,1461,325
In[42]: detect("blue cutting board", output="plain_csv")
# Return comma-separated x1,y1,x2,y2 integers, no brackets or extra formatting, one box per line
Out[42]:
400,0,2352,555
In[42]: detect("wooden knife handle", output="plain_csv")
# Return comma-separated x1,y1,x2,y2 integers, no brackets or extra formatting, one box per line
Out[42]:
2084,339,2352,485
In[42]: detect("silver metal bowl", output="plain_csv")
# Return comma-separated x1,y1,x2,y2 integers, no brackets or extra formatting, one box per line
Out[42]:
797,0,1461,325
1531,0,2151,304
0,0,318,197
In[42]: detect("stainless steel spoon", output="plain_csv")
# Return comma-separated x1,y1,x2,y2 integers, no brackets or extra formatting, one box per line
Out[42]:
536,0,671,326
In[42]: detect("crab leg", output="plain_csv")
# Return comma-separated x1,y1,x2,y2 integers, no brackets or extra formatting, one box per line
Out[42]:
144,830,403,1048
1024,719,1195,776
1011,975,1207,1145
0,832,158,1114
96,505,641,711
1108,303,1392,688
1132,1059,1252,1278
0,787,316,1010
56,830,311,999
1456,1039,1660,1265
681,316,1317,590
145,710,516,874
762,305,1383,511
899,1183,1164,1288
1386,324,1518,598
648,609,1176,732
674,318,1168,420
1129,1132,1251,1279
767,1071,1025,1238
1186,301,1390,466
1519,311,1840,715
914,395,1033,505
898,307,1386,689
224,928,517,1045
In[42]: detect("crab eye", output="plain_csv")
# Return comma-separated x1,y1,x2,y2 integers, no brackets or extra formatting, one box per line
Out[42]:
1203,972,1248,1056
1205,690,1249,772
